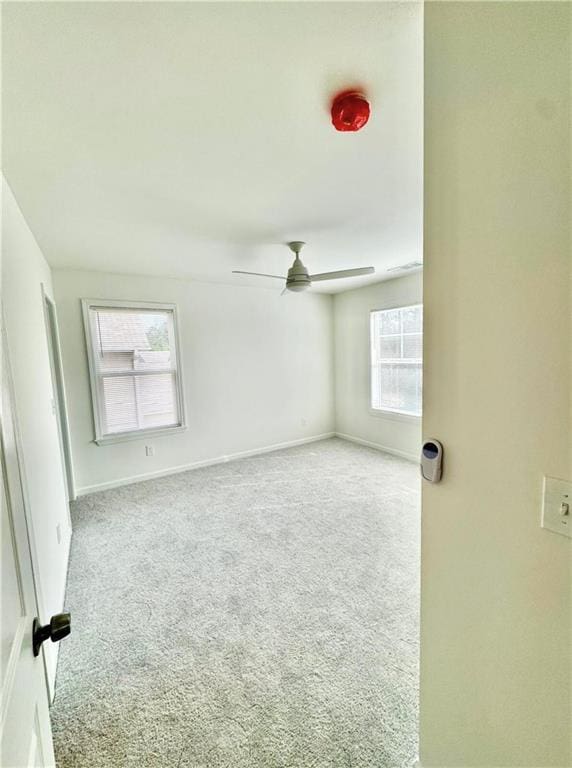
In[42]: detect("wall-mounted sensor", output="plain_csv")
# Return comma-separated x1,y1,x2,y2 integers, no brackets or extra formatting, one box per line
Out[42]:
421,439,443,483
331,91,370,132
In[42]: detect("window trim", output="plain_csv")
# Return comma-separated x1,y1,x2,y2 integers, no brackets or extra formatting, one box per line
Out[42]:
369,303,423,419
81,298,187,445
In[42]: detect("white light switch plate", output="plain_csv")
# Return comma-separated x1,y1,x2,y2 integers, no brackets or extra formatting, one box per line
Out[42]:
541,476,572,539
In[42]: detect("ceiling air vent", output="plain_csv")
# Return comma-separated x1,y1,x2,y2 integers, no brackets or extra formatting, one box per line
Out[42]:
386,261,423,273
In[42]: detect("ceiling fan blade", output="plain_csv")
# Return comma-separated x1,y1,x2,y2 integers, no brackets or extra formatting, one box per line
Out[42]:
310,267,375,282
232,271,286,280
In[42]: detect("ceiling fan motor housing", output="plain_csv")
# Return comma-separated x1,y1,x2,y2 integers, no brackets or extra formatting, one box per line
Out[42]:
286,258,311,292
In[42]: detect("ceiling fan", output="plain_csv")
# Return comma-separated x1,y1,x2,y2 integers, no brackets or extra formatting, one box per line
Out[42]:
232,242,375,293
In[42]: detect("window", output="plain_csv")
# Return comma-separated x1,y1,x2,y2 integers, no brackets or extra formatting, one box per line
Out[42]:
82,300,185,443
370,304,422,417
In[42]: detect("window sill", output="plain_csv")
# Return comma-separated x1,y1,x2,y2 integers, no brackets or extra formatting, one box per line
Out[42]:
369,408,421,424
94,424,187,446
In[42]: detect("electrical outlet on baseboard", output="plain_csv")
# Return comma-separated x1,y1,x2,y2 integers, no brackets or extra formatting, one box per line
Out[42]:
145,445,155,457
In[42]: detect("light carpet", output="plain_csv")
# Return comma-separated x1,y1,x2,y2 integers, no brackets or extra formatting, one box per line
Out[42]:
51,437,420,767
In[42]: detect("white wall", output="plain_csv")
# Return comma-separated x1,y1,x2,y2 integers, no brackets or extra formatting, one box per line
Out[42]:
333,271,422,461
53,269,334,494
2,177,72,692
421,4,571,766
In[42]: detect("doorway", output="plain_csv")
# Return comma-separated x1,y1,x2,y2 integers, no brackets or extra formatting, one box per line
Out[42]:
41,286,75,504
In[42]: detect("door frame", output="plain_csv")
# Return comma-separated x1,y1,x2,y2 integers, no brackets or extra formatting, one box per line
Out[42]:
41,284,75,503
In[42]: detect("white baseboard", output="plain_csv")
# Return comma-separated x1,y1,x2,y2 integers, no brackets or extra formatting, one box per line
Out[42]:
412,760,561,768
335,431,418,463
412,758,567,768
75,432,336,497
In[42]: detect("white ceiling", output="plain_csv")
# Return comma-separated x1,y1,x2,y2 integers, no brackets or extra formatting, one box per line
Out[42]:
2,2,423,294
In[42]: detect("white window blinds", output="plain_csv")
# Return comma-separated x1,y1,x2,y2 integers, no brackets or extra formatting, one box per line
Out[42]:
83,301,184,442
370,304,422,416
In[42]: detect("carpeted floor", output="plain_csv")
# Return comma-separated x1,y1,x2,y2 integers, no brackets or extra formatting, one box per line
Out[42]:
51,437,420,768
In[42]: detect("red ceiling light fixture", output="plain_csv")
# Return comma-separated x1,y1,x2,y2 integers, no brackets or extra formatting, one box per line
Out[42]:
331,90,370,132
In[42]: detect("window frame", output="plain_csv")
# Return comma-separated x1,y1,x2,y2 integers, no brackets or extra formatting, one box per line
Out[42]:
81,299,187,445
369,303,423,420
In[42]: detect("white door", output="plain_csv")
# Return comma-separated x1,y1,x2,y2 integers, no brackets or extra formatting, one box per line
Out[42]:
1,344,56,767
